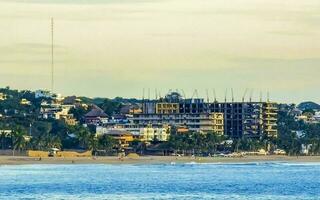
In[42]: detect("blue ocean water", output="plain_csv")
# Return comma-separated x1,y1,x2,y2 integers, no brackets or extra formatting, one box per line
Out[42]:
0,162,319,200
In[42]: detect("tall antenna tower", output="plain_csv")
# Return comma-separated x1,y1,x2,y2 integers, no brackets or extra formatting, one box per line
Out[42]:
51,17,54,93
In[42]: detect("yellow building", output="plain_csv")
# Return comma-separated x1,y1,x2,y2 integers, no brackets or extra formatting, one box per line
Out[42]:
198,112,224,135
0,93,7,101
212,113,224,135
140,125,170,142
20,98,31,105
129,107,142,115
96,128,134,149
262,102,278,138
156,103,179,114
176,126,189,134
61,115,78,126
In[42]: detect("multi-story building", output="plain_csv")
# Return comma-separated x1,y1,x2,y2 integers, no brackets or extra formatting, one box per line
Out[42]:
132,111,224,134
96,127,134,149
212,113,224,135
39,102,77,125
84,106,108,126
208,101,278,138
139,125,170,142
262,102,278,137
131,92,278,138
156,103,179,114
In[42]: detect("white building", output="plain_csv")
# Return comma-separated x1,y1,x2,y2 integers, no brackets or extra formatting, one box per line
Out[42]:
96,125,170,142
40,102,75,120
0,130,12,136
314,111,320,121
35,90,52,99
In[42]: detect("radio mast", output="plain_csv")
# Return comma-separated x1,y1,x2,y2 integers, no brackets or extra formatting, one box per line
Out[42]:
51,17,54,93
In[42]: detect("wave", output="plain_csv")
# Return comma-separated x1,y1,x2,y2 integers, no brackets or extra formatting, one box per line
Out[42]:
180,161,320,167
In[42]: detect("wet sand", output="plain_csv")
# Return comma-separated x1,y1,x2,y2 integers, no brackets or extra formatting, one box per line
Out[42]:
0,155,319,165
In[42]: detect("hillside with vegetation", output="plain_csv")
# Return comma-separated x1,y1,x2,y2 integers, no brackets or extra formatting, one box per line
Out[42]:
0,87,320,156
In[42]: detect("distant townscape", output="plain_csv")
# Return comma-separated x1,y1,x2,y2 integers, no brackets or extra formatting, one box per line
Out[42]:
0,87,319,157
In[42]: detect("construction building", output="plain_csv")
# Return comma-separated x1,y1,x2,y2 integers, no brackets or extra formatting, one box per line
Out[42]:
156,103,179,114
131,92,278,138
208,101,278,138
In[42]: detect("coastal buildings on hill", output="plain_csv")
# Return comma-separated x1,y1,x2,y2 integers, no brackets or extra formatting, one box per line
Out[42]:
86,91,278,147
2,87,320,156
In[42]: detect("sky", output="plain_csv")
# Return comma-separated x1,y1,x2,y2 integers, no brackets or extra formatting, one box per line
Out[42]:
0,0,319,103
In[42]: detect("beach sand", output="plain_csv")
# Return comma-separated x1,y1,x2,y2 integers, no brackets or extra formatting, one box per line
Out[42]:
0,155,319,165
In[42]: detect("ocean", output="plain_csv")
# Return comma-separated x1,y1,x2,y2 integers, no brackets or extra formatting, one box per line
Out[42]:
0,162,319,199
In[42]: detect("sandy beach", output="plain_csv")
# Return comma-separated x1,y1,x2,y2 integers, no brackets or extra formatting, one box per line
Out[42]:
0,155,319,165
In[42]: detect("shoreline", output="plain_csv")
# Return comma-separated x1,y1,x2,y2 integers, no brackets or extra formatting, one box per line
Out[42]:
0,155,320,165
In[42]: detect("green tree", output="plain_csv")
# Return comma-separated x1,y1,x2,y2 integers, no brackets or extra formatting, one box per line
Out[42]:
88,133,98,152
12,127,28,154
73,125,91,149
99,99,122,116
98,135,116,152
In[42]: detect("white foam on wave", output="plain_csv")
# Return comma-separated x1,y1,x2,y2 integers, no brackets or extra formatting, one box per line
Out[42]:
6,193,317,200
181,161,320,167
275,162,320,166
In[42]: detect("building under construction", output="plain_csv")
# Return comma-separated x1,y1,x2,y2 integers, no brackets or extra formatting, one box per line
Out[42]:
131,91,277,138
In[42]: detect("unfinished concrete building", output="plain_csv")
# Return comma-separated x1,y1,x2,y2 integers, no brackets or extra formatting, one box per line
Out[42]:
132,92,277,138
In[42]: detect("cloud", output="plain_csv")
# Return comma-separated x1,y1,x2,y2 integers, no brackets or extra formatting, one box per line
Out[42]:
0,43,68,64
0,0,319,103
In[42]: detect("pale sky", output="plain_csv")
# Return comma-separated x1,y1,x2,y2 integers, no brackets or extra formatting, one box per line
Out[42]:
0,0,319,103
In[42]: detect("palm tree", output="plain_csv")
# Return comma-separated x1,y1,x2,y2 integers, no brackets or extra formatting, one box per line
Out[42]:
76,126,90,149
98,135,116,153
88,133,98,152
46,135,62,149
0,131,9,149
205,132,220,154
12,127,27,155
